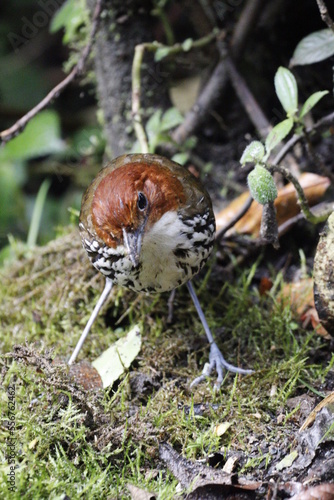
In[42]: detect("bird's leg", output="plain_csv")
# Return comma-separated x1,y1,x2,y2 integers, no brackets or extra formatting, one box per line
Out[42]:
186,281,254,388
167,288,176,324
68,278,113,365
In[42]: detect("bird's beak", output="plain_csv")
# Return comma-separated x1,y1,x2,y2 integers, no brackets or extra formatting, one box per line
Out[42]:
122,226,144,267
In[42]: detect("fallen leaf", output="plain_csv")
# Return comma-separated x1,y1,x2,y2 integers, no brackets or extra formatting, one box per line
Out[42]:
291,483,334,500
214,422,232,437
28,438,39,450
300,392,334,431
286,395,315,426
279,278,332,340
127,483,156,500
259,277,273,295
216,173,330,236
159,442,262,498
92,324,142,388
69,360,103,391
222,455,239,474
279,404,334,476
276,450,299,471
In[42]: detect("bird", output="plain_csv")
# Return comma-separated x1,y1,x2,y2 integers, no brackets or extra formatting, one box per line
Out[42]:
69,153,252,386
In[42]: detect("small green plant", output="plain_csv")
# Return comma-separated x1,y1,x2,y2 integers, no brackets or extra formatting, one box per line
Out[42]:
131,106,197,163
50,0,89,45
240,66,329,209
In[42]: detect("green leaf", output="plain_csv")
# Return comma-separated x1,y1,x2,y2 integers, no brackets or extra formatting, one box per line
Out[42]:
172,152,189,165
50,0,88,44
71,126,105,156
240,141,265,165
146,109,162,136
27,179,52,248
92,325,142,388
154,46,171,62
265,118,294,156
291,29,334,66
0,163,26,240
184,136,198,149
160,107,184,131
182,38,193,51
0,110,65,161
146,109,162,152
299,90,329,118
274,67,298,116
247,165,277,205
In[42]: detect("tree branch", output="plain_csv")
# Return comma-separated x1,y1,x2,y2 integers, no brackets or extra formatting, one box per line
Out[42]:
0,0,103,145
224,56,271,138
171,0,267,144
316,0,334,32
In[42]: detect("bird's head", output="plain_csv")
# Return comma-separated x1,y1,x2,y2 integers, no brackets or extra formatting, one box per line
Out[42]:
90,156,187,267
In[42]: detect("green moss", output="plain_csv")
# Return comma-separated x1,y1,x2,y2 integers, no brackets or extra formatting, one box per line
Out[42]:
0,228,332,497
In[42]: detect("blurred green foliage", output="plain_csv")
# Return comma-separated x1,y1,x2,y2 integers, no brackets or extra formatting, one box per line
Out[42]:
0,111,65,161
0,0,104,255
50,0,89,44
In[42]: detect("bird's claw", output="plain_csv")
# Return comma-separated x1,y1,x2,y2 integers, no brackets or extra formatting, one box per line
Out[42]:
190,342,254,389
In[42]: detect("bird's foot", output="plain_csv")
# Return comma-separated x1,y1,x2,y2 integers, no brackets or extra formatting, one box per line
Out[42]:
190,342,254,389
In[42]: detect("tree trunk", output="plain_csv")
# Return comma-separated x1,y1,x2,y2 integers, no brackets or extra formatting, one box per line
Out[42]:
88,0,170,157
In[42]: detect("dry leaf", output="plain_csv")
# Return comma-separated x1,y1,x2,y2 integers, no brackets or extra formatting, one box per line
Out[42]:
291,483,334,500
216,173,330,236
276,450,299,471
127,484,156,500
300,391,334,431
214,422,232,437
279,278,332,340
222,455,239,474
68,360,103,391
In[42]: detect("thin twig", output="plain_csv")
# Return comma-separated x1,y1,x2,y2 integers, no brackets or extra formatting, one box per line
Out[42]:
225,56,271,138
172,0,267,144
272,110,334,165
230,0,267,55
268,164,330,224
316,0,334,31
0,0,103,145
132,44,150,154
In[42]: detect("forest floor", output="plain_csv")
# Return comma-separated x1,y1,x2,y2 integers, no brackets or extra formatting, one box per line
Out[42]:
1,223,334,499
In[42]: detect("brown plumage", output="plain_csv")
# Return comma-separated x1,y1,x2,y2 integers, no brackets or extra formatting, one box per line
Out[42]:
70,153,252,386
79,153,215,293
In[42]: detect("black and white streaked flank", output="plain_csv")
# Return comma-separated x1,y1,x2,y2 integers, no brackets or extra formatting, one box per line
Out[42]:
79,204,215,293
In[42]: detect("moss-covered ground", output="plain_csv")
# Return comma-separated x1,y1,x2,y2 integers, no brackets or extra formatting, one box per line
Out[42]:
0,226,333,498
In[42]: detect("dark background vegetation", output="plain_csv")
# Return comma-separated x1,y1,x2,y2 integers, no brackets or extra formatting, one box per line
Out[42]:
1,1,334,498
0,0,333,255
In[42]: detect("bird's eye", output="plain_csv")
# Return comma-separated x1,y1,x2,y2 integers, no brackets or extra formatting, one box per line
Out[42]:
137,192,148,211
